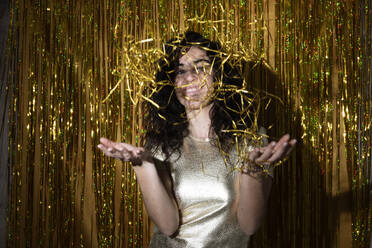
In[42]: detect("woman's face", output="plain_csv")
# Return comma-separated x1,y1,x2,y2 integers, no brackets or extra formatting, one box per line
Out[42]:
174,46,214,110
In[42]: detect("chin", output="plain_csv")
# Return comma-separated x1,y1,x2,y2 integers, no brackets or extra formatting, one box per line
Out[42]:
184,100,212,111
185,104,202,110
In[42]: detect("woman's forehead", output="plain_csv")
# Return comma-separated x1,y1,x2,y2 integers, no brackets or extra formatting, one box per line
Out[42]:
178,46,209,65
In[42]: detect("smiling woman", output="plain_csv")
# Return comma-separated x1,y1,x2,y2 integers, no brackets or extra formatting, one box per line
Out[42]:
98,31,296,247
174,46,214,111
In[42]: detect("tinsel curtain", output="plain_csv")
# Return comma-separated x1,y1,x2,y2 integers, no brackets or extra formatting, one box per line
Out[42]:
5,0,371,247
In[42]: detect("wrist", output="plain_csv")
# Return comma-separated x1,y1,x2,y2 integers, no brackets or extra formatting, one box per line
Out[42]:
240,162,272,179
132,158,156,175
128,150,153,166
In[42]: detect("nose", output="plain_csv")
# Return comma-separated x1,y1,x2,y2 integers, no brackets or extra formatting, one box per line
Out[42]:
184,69,197,82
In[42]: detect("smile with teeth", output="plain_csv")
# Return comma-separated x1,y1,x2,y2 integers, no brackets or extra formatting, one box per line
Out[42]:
183,87,205,100
185,86,199,94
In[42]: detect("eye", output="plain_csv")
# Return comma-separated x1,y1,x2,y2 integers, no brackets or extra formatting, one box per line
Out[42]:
177,69,185,75
197,65,210,74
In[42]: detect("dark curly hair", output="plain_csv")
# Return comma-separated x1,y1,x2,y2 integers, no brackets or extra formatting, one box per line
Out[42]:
144,31,255,160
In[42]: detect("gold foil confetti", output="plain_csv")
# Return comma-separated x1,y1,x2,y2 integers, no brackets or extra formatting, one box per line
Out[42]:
5,1,371,248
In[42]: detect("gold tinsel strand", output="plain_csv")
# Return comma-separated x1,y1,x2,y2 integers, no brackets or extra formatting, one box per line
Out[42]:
6,0,372,247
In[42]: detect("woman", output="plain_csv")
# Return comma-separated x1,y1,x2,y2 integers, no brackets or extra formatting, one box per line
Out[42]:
98,31,296,247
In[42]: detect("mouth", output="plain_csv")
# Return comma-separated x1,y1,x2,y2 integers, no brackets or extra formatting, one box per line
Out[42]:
175,81,212,104
185,86,199,94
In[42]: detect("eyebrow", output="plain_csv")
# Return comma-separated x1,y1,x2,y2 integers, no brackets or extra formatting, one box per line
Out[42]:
179,58,210,67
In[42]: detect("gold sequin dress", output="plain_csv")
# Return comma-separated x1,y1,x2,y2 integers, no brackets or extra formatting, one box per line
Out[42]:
149,136,250,248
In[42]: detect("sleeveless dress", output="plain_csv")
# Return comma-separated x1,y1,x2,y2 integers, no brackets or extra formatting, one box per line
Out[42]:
149,136,251,248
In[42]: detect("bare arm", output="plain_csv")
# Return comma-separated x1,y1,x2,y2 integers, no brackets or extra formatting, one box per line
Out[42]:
237,171,272,235
98,138,179,236
237,134,296,235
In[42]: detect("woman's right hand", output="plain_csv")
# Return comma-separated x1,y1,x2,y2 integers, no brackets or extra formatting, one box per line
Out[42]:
97,137,152,165
98,138,179,235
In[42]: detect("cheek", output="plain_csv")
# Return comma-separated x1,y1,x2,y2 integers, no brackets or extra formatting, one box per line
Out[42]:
174,80,184,94
174,77,186,89
204,75,214,91
174,87,183,99
174,83,185,103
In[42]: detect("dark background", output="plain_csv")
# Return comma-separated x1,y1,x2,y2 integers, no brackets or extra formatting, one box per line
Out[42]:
0,0,10,247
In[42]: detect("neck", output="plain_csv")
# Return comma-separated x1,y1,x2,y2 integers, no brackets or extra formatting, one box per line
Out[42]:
186,104,213,139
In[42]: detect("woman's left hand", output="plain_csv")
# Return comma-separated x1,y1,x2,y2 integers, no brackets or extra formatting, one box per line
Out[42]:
238,134,296,234
248,134,297,167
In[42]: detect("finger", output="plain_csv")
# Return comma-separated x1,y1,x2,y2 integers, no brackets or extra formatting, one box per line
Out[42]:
98,140,124,157
97,144,105,150
99,138,145,163
132,148,142,158
135,148,144,157
100,138,122,154
256,142,276,163
100,137,113,147
98,145,122,158
112,143,144,162
114,144,142,160
97,141,110,151
273,134,290,151
101,139,125,155
113,142,139,153
98,143,112,154
107,145,119,154
113,143,126,152
283,139,297,157
129,148,148,165
268,141,290,163
258,144,271,153
248,148,262,161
